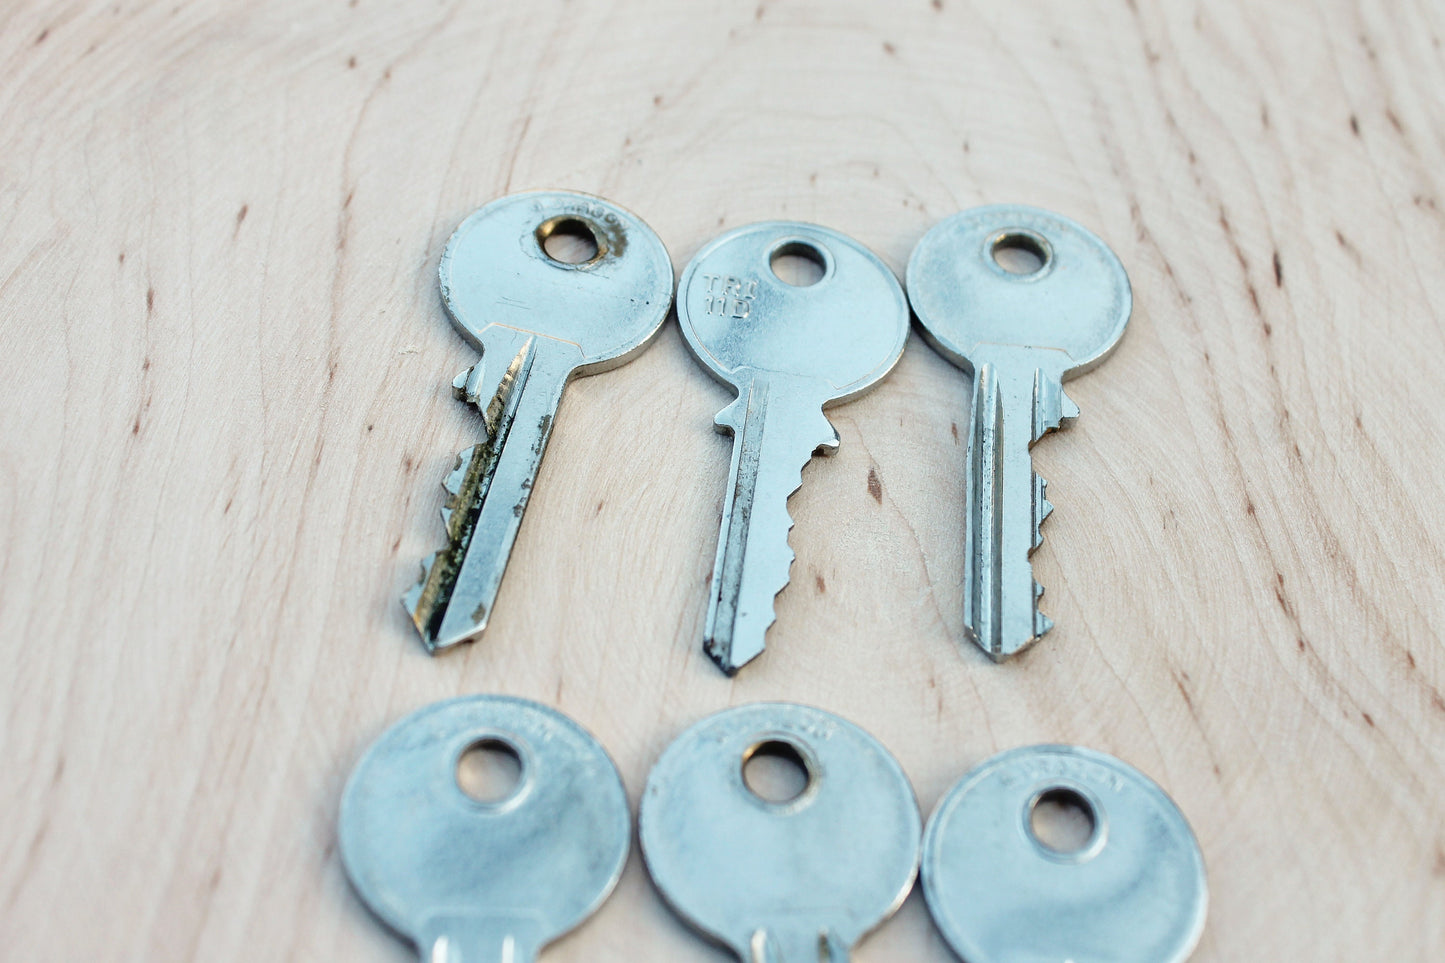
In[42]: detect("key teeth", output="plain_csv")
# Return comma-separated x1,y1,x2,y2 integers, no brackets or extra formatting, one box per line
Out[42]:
1032,373,1081,440
1060,387,1080,423
702,400,826,677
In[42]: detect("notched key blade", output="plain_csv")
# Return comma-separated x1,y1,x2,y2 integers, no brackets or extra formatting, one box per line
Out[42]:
404,442,497,651
403,328,539,653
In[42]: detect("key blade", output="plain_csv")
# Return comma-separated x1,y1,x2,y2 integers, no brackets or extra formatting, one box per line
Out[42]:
416,914,545,963
962,348,1072,661
404,331,580,651
748,926,850,963
703,376,838,675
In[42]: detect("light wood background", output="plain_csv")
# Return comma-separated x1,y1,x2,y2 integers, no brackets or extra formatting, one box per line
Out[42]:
3,0,1443,959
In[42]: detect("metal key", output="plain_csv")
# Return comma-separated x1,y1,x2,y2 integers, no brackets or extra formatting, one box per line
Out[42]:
404,191,674,652
921,745,1208,963
639,702,921,961
678,223,909,674
339,695,631,963
906,205,1131,660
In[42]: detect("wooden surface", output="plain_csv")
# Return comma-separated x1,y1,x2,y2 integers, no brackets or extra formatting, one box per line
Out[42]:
3,0,1443,959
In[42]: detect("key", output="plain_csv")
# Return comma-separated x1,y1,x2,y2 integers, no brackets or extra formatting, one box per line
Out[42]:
404,191,674,652
639,702,921,961
921,744,1208,963
338,695,631,963
906,205,1131,660
677,223,909,674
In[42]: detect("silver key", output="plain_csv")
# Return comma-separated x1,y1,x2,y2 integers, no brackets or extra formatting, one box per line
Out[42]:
907,205,1131,660
678,223,909,674
639,703,921,961
404,191,674,651
921,745,1208,963
339,695,631,963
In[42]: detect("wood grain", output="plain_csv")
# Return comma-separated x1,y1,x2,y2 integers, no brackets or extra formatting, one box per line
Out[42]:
2,0,1442,959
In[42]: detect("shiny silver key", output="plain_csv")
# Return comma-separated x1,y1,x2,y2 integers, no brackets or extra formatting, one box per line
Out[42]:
404,191,674,652
339,695,631,963
907,205,1131,661
639,703,921,961
678,223,909,674
921,745,1208,963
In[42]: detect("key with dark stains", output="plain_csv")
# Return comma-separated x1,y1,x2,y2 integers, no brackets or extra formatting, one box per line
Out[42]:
404,191,674,652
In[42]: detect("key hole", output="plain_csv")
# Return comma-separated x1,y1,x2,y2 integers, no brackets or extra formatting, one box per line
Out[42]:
537,217,601,264
769,241,827,287
457,738,524,804
991,231,1050,276
1028,787,1097,855
742,739,811,804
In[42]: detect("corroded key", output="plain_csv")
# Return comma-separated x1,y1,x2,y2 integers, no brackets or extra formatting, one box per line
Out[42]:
678,222,909,675
404,191,673,652
907,205,1131,661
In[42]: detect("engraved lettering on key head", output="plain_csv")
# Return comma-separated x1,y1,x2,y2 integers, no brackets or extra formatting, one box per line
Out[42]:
404,191,674,652
678,223,909,675
638,703,921,962
906,205,1132,661
921,745,1208,963
338,696,631,963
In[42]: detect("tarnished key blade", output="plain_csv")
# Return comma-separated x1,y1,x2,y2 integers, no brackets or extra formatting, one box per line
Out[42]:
963,347,1077,660
403,328,581,651
704,375,839,675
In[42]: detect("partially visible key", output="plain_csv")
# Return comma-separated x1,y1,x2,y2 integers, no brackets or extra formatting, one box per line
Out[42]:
339,695,631,963
639,703,921,961
921,745,1208,963
907,205,1131,660
678,223,909,675
404,191,673,652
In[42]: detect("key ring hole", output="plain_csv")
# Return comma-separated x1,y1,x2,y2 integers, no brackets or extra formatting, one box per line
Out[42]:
741,739,813,804
536,216,603,265
1026,785,1103,860
456,737,525,805
769,240,828,287
990,230,1052,277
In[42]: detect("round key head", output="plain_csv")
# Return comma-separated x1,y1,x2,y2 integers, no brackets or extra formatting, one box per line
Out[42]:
922,745,1208,963
338,696,630,959
677,222,910,404
439,190,675,372
906,204,1132,376
639,703,921,957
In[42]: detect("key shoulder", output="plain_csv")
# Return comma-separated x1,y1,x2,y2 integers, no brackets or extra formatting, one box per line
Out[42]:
906,204,1132,377
440,191,675,372
677,221,909,404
